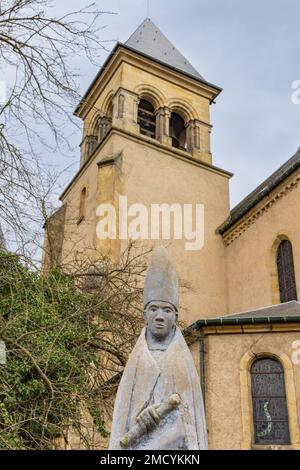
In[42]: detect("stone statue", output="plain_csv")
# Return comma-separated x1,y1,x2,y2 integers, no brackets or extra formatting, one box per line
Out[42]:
109,247,208,450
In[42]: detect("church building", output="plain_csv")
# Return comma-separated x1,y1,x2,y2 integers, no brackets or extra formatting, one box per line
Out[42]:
44,19,300,450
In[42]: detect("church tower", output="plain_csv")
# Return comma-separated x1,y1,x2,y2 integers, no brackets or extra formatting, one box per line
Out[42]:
50,19,233,324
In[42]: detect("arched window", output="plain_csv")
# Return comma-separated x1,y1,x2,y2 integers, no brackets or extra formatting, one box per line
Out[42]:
169,112,186,150
251,358,290,445
97,103,113,145
78,187,87,224
277,239,297,303
138,99,156,139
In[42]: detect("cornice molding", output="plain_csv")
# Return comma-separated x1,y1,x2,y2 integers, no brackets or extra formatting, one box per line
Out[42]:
60,127,232,201
75,44,221,119
222,172,300,246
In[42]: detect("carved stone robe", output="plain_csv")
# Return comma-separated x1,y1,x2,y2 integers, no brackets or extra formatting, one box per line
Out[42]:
109,327,208,450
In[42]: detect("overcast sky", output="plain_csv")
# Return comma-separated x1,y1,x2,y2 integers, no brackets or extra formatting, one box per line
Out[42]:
54,0,300,208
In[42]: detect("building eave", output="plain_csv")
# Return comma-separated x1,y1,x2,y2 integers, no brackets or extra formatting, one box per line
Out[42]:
218,147,300,235
186,301,300,334
74,43,222,119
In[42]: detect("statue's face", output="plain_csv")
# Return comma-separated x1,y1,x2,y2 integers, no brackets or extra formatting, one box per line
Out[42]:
144,301,177,339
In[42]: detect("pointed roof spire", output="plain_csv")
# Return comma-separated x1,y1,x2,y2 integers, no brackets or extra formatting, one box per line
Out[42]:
125,18,204,81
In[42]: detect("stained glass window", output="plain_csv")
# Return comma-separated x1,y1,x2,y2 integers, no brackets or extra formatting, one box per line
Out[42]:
251,358,290,445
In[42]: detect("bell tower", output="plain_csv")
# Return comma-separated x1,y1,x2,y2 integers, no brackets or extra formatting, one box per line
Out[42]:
54,18,232,323
76,18,221,167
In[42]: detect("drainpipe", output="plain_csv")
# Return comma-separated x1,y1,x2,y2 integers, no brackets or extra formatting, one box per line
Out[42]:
199,332,206,406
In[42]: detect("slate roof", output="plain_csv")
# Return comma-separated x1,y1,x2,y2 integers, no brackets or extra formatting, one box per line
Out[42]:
125,18,204,81
219,147,300,234
189,301,300,330
75,18,221,116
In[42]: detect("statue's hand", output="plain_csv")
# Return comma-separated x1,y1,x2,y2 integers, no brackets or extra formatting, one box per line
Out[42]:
136,404,161,432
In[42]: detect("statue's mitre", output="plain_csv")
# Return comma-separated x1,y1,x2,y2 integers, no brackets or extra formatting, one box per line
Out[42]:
143,247,179,310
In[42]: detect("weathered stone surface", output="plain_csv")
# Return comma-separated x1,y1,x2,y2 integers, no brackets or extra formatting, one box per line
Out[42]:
109,247,207,450
143,246,179,310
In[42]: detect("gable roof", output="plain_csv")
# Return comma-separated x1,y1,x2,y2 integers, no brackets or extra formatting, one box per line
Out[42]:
125,18,204,81
218,147,300,235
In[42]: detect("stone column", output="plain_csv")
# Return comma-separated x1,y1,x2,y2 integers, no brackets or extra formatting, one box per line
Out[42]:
195,122,201,149
118,94,125,119
155,107,172,145
97,117,104,143
96,116,113,143
113,88,140,134
87,135,98,157
80,135,98,165
133,97,140,125
186,120,197,153
186,119,212,164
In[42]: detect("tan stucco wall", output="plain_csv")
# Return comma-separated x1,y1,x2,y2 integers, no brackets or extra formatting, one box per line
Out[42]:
59,136,117,267
60,129,230,324
224,171,300,314
118,133,230,324
204,329,300,450
56,44,229,316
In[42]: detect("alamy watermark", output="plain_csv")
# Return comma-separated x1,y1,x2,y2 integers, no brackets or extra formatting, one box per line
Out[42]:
96,196,204,251
291,80,300,104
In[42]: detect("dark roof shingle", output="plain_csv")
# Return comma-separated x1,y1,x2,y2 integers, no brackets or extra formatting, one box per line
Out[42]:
125,18,204,81
189,301,300,331
219,147,300,234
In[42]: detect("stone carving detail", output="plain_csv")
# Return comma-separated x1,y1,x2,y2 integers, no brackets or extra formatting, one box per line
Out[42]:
186,120,201,153
155,107,171,142
98,116,112,142
109,247,208,450
118,94,125,119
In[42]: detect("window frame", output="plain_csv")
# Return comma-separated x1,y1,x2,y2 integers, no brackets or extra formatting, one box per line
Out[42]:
250,357,290,446
276,239,298,303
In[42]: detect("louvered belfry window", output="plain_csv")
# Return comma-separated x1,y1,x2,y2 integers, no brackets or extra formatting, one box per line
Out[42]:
277,240,298,303
251,358,290,445
138,99,156,139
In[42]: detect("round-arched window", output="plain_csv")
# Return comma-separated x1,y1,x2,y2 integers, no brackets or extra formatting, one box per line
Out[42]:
138,99,156,139
169,112,186,150
251,358,290,445
277,239,298,303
